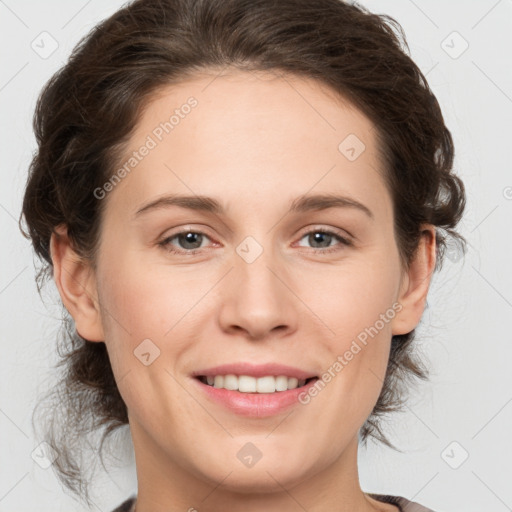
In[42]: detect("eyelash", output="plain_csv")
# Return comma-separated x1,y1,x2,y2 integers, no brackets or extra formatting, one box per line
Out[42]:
157,227,353,256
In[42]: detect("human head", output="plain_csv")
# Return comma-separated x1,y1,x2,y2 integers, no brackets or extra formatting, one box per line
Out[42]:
20,0,466,504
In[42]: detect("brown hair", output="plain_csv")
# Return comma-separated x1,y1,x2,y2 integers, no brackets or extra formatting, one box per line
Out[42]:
20,0,466,505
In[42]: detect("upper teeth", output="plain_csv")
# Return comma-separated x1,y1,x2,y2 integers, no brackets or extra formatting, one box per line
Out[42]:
202,375,309,393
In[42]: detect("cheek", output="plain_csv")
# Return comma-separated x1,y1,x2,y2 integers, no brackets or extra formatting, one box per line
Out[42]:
95,256,199,425
303,259,398,408
299,257,399,337
98,252,206,340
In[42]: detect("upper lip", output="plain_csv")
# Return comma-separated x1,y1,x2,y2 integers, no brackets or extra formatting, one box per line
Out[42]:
191,362,318,380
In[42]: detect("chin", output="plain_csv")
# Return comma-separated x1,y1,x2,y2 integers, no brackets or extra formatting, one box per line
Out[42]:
206,465,311,494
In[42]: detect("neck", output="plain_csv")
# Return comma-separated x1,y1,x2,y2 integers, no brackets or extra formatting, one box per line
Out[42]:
130,420,387,512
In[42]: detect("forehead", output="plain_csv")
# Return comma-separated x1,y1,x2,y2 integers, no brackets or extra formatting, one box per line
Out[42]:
104,69,389,219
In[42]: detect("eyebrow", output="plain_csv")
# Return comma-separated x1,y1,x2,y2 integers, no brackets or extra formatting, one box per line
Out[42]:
133,193,374,219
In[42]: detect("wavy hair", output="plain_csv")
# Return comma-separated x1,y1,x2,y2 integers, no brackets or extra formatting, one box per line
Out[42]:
19,0,466,505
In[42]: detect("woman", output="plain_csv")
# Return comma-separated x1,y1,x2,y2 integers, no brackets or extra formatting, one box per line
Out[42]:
20,0,466,510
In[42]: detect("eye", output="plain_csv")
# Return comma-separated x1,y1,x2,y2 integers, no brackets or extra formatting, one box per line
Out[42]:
157,227,353,256
158,230,213,255
295,228,352,254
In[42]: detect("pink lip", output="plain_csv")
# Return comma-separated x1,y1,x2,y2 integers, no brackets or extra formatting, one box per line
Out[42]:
190,362,317,380
192,376,319,418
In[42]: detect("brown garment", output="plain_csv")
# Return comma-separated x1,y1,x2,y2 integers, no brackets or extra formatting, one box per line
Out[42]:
367,493,435,511
112,493,435,511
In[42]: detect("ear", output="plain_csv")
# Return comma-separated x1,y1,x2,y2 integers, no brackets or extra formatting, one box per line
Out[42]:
50,224,104,342
391,224,437,336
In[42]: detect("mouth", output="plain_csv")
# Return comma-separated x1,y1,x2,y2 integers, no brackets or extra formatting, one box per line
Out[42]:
191,371,320,417
195,375,319,393
190,363,320,416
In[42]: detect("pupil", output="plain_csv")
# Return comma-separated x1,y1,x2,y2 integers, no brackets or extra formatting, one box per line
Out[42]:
311,232,331,248
180,232,202,249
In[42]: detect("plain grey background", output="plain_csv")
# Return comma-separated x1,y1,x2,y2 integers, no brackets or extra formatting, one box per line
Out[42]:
1,1,511,511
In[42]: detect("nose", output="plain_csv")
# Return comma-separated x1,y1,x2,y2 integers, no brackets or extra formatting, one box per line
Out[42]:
217,242,298,341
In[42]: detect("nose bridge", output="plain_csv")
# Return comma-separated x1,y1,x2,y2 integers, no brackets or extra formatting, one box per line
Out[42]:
236,234,287,307
218,234,296,338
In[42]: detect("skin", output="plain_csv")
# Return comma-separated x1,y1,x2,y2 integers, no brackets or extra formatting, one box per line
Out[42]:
50,69,436,512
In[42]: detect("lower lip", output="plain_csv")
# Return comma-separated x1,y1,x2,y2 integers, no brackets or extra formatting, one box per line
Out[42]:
192,377,319,417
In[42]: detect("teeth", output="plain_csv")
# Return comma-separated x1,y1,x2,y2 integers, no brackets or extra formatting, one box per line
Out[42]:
202,374,310,393
275,375,289,391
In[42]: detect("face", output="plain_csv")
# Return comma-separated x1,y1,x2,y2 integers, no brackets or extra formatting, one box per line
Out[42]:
59,69,433,501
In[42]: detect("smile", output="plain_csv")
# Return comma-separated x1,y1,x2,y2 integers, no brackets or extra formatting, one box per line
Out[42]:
196,374,317,393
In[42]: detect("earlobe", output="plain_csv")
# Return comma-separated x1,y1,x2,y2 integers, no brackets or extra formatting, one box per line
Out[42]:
50,224,105,342
391,225,437,336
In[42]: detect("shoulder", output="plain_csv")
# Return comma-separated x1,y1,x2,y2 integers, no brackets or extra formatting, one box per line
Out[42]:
111,496,136,512
368,492,436,512
112,494,436,512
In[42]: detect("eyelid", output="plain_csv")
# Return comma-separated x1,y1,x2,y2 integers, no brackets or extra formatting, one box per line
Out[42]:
295,224,353,242
292,226,354,254
157,225,218,250
158,224,354,256
159,224,215,240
